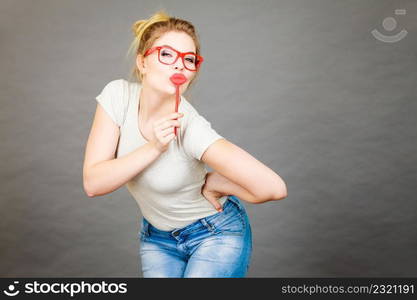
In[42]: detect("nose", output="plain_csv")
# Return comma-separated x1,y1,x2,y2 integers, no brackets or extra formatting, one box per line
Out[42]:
173,57,185,70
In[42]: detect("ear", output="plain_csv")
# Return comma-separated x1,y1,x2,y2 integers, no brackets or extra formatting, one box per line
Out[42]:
136,54,146,76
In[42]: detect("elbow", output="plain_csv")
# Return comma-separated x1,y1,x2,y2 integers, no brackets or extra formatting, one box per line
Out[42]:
85,190,96,198
83,165,109,197
270,190,288,201
83,175,97,198
254,182,288,204
83,175,114,198
273,181,288,200
83,182,96,198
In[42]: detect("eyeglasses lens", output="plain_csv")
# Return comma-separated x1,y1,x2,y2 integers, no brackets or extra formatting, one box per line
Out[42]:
159,47,198,71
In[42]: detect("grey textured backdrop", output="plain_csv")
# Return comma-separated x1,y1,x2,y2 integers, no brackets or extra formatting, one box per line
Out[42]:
1,0,416,277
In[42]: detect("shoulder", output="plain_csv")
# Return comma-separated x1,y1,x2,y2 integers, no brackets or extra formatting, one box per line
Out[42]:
100,78,133,105
96,78,131,127
179,96,206,133
179,96,224,160
101,78,130,95
179,96,202,118
179,96,218,129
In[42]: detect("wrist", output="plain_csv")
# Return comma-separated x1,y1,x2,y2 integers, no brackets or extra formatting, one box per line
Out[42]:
148,141,163,156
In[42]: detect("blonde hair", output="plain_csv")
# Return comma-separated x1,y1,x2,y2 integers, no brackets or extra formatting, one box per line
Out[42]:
125,10,202,91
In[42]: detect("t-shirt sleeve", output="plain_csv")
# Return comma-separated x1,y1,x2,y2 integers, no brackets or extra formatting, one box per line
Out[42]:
182,112,224,161
95,79,127,127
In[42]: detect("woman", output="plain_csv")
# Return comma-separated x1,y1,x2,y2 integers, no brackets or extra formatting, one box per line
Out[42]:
83,10,287,278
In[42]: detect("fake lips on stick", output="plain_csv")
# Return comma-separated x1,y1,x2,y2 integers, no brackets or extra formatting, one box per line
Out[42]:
169,73,187,136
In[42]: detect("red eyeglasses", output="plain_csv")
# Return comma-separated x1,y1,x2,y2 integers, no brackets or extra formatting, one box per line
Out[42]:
144,45,204,71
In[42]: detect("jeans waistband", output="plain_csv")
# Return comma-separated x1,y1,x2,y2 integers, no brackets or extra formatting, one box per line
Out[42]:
141,195,244,238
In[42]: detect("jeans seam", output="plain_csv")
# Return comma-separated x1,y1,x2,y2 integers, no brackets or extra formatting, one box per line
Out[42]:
206,214,245,236
227,197,246,227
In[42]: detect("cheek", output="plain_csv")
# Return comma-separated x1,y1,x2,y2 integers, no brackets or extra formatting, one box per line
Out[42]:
147,65,168,85
148,70,177,93
181,82,190,92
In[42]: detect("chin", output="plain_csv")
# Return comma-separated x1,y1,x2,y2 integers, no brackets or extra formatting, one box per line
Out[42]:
169,83,188,95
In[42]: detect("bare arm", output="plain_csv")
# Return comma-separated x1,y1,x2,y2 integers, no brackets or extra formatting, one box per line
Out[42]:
202,171,283,212
201,139,288,203
202,171,266,205
83,102,182,197
83,143,162,197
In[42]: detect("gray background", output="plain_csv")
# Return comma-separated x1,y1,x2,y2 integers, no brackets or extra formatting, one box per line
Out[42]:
1,0,416,277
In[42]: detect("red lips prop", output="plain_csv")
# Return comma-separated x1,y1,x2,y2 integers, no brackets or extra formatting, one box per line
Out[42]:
169,73,187,136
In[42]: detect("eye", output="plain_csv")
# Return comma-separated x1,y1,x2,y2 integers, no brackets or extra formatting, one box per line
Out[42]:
161,50,172,56
185,55,196,63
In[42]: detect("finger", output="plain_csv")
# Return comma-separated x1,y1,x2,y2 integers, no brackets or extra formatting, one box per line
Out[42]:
157,113,183,125
160,120,181,131
206,196,223,212
161,127,175,138
164,133,176,143
155,120,181,131
172,113,184,120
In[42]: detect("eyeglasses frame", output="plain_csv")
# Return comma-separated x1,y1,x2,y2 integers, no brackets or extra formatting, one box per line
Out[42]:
143,45,204,71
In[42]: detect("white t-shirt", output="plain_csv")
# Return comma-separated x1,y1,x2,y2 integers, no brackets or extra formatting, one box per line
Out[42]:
95,79,228,231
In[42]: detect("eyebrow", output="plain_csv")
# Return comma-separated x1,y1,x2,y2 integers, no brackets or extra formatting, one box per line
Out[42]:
162,44,196,54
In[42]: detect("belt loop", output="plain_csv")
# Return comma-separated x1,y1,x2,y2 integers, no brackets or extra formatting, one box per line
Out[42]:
143,218,150,237
200,218,215,232
229,195,244,211
145,223,149,237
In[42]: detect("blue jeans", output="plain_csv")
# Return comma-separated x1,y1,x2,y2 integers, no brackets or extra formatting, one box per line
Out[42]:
138,195,253,278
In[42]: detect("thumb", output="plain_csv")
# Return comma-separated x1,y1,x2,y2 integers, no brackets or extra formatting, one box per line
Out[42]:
204,191,223,212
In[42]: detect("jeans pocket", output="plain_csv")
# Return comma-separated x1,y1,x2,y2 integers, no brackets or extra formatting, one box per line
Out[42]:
207,208,246,236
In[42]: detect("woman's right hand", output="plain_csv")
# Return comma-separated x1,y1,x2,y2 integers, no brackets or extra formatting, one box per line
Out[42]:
149,112,184,153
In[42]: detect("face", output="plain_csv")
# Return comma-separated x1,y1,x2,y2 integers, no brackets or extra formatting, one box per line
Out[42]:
137,31,197,96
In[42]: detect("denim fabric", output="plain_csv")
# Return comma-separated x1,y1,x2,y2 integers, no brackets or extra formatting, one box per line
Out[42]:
138,195,252,278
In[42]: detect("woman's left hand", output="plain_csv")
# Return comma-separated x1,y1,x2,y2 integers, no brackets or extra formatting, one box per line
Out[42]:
201,172,228,212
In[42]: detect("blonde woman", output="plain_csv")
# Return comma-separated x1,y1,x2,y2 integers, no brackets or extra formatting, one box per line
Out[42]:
83,10,287,278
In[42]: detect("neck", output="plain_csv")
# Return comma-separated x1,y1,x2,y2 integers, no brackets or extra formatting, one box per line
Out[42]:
139,82,176,123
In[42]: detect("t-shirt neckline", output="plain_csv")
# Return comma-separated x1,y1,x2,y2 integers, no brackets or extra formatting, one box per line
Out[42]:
133,82,184,144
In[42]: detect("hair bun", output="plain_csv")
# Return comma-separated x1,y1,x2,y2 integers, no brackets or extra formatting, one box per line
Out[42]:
132,11,171,38
132,20,146,37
